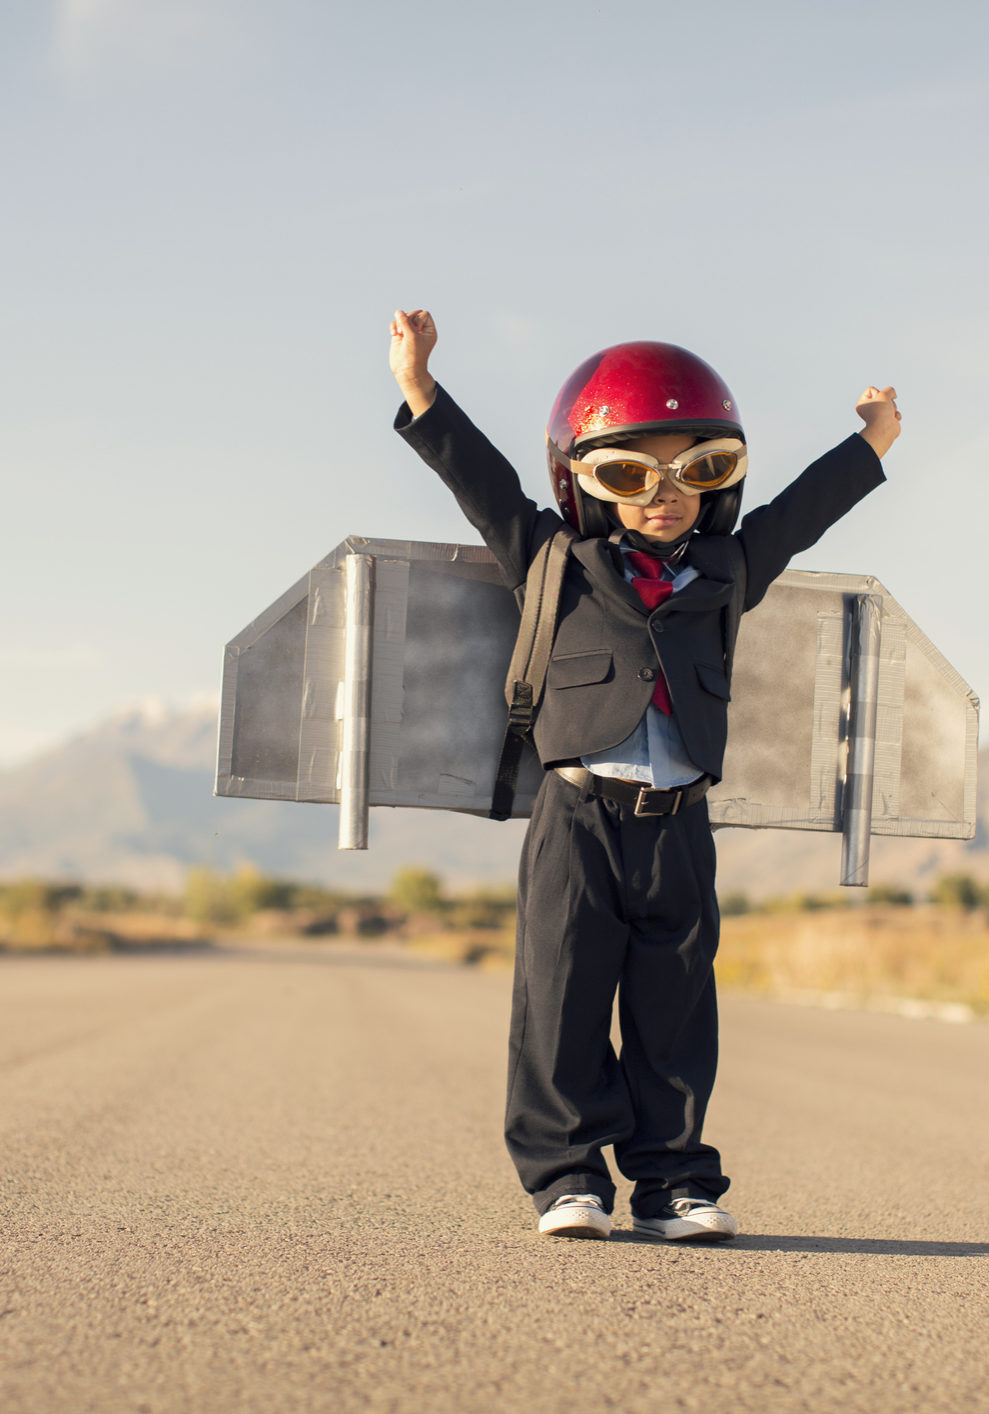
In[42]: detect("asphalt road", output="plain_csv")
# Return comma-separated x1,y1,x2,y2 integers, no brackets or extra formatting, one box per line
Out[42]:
1,944,987,1414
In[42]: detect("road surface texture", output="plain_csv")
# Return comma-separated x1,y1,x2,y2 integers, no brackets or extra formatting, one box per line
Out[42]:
1,944,986,1414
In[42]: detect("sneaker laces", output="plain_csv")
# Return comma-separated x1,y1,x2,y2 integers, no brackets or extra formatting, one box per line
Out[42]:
550,1193,605,1211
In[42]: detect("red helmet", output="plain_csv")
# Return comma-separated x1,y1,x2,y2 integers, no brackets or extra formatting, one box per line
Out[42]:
547,341,746,537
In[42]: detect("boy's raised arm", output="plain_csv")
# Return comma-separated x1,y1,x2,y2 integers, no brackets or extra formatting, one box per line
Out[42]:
389,306,559,591
737,382,899,609
389,308,438,417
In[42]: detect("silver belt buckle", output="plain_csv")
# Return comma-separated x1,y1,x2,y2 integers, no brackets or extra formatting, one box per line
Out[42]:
634,785,682,818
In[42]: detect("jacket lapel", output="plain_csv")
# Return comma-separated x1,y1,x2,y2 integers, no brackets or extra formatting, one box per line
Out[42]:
574,536,649,614
573,531,738,617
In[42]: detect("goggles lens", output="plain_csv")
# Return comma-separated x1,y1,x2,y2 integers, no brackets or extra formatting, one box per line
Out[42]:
593,462,658,497
583,446,742,498
678,450,739,489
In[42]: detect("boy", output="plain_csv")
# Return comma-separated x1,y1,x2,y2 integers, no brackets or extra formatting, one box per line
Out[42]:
389,308,900,1241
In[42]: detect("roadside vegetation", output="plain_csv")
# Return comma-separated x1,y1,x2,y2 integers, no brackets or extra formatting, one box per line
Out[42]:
1,868,988,1015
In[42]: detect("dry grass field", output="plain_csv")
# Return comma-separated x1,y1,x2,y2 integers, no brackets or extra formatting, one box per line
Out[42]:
406,905,989,1018
3,876,988,1018
716,904,989,1016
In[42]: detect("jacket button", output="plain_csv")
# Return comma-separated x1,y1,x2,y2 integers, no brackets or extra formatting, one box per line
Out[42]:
637,667,656,682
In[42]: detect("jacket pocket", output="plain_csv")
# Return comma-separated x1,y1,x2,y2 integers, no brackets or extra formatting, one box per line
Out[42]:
696,662,731,701
547,650,614,689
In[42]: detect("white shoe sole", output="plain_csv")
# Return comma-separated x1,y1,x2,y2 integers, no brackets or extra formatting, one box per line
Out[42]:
632,1212,738,1242
538,1208,612,1240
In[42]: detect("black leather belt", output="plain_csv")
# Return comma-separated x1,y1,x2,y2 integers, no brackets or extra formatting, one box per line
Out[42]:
554,765,712,817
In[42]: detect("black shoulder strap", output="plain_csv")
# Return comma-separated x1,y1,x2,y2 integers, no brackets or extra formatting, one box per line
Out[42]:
722,536,746,683
490,525,577,820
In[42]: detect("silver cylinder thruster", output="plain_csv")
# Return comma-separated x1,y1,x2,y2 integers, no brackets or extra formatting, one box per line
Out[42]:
840,593,883,886
338,554,374,850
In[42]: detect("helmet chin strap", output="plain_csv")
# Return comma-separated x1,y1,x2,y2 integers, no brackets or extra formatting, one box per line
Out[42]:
610,526,693,564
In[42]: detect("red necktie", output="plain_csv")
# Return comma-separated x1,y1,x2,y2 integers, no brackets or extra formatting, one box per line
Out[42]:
626,551,674,715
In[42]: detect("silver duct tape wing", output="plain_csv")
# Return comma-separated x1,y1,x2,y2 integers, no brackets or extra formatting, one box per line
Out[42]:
216,537,979,884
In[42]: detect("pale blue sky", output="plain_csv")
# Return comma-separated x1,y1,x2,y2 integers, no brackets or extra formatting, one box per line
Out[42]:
2,0,987,764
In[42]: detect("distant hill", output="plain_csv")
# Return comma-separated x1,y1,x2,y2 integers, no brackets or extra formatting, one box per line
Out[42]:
0,700,528,894
0,699,984,900
716,791,989,901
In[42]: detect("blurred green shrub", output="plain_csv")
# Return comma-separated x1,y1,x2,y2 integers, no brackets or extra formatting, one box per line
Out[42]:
866,882,914,907
719,892,751,917
929,874,985,911
388,867,445,916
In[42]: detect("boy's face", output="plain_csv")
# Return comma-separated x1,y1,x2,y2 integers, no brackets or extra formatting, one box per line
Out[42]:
612,431,703,542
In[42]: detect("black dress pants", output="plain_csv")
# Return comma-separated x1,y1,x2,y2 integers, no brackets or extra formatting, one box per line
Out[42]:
505,770,729,1217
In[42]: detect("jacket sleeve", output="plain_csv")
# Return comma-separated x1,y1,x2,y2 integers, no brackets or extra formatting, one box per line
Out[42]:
737,433,886,610
394,385,562,592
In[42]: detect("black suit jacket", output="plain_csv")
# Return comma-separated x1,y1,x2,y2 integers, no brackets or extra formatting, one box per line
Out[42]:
396,387,885,783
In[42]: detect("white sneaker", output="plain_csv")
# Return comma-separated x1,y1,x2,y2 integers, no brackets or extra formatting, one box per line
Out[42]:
537,1193,612,1239
632,1198,738,1242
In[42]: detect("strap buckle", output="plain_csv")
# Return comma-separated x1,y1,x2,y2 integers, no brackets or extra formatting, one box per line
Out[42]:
634,785,682,818
506,681,534,732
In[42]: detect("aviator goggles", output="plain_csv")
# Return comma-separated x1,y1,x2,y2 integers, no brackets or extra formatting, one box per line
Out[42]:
573,439,747,505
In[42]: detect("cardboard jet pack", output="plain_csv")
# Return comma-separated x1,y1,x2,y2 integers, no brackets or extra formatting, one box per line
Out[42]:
216,536,979,886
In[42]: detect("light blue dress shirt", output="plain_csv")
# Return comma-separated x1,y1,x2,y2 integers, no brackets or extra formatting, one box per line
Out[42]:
580,541,705,788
